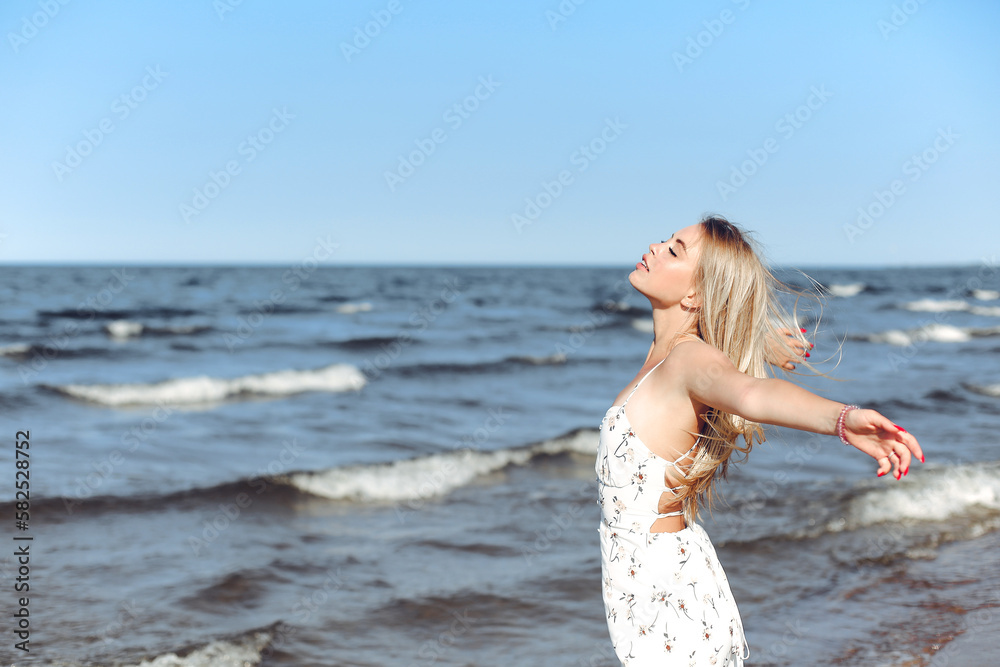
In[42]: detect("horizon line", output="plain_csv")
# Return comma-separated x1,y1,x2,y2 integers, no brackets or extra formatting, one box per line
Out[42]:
0,260,990,270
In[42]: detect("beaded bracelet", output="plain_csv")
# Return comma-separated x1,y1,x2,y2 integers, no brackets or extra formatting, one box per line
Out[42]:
837,404,860,445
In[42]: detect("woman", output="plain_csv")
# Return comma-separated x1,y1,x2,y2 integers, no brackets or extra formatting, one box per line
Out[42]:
596,216,923,665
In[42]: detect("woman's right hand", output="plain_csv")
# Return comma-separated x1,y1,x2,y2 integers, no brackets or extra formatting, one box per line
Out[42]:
841,408,924,480
766,326,811,370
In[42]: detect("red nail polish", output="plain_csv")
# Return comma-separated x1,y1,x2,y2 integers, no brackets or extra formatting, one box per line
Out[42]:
895,425,907,433
800,328,807,333
878,471,886,477
920,454,925,463
809,343,815,348
804,352,811,358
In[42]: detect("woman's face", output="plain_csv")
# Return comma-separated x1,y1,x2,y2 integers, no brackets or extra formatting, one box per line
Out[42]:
629,222,703,308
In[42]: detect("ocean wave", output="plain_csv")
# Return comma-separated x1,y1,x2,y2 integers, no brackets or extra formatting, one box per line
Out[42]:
123,628,273,667
631,318,654,334
335,301,373,314
0,342,117,361
594,300,649,317
322,335,414,350
831,461,1000,530
899,299,1000,317
2,427,599,520
104,320,213,339
0,343,32,358
46,363,366,407
972,289,1000,300
718,461,1000,555
851,323,1000,346
901,299,970,312
38,306,200,321
396,352,571,377
826,282,867,298
284,428,596,502
964,383,1000,399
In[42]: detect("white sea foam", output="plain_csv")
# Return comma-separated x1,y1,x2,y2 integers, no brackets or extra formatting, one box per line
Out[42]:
104,320,211,338
972,289,1000,301
335,301,373,314
827,282,866,298
631,318,654,333
286,429,597,503
127,630,272,666
830,462,1000,530
901,299,970,312
966,383,1000,398
896,299,1000,317
861,322,972,346
0,343,31,357
106,319,145,338
602,300,632,312
52,363,366,407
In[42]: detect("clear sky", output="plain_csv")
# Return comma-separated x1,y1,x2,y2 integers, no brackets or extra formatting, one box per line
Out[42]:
1,0,997,266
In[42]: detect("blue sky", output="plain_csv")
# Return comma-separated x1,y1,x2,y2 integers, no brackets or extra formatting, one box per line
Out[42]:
1,0,997,266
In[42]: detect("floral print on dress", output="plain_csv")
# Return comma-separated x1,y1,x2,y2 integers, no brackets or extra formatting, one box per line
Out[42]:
596,360,749,665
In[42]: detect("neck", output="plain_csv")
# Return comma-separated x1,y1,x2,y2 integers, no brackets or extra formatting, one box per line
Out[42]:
645,303,699,364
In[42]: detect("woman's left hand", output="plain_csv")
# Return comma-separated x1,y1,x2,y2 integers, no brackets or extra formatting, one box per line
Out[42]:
842,408,925,480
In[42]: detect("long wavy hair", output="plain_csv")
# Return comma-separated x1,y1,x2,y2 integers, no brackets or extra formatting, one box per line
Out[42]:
674,215,826,523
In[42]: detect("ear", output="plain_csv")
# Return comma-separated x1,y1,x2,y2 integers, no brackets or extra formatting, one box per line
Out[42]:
681,289,701,311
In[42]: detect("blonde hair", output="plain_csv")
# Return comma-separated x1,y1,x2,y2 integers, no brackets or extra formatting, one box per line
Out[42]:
675,215,825,523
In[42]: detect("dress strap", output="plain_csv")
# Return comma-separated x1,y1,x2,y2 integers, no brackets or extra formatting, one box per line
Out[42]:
662,438,701,472
621,358,667,407
655,508,685,517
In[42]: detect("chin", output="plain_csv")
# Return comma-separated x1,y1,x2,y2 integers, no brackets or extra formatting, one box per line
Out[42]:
627,271,646,294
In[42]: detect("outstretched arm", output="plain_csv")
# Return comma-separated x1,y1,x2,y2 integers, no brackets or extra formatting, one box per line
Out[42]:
673,340,924,480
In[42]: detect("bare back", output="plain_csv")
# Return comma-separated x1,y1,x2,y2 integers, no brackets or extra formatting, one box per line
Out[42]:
609,339,706,531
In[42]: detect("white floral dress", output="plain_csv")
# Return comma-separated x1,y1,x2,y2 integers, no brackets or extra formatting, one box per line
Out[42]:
596,359,749,665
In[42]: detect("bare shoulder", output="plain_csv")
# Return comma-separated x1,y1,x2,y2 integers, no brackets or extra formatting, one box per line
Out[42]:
662,336,733,375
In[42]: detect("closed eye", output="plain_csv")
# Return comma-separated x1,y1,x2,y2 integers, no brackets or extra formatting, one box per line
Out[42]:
668,247,677,257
